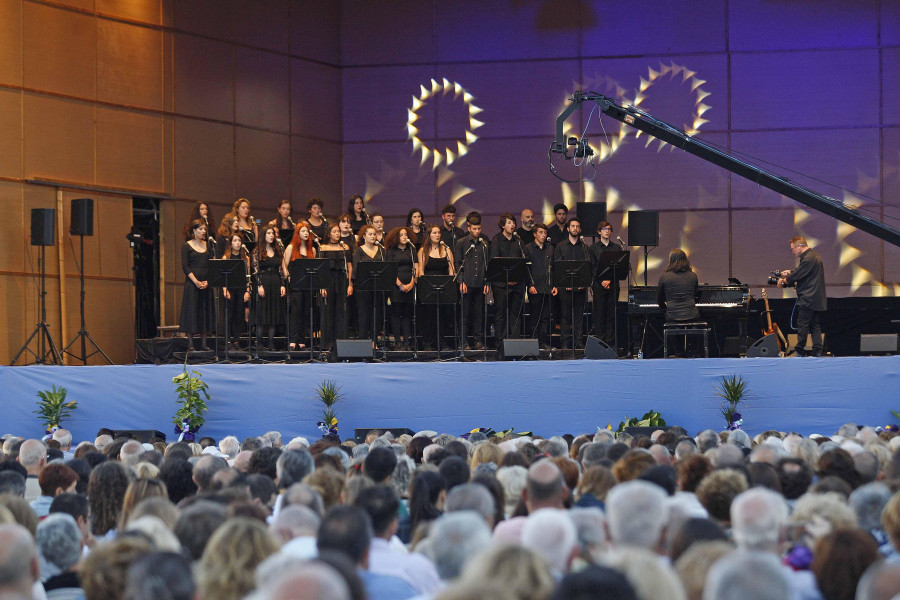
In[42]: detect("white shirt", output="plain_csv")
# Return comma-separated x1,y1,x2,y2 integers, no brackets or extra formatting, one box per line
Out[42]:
367,537,442,595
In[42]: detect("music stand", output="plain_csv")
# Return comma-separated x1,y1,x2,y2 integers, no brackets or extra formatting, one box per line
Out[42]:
289,258,332,362
552,260,592,357
208,259,245,362
355,261,397,360
418,275,458,357
595,250,630,356
486,257,527,349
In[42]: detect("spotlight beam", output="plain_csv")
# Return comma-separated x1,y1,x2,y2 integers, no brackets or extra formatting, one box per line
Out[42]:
551,91,900,248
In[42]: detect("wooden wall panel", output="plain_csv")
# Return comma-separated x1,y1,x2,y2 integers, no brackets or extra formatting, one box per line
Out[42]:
290,138,342,213
23,2,96,99
96,0,164,25
731,50,880,130
435,0,580,62
341,0,433,66
0,0,23,86
729,0,878,51
235,48,290,131
171,0,235,41
172,34,234,122
96,108,165,192
290,0,340,65
731,128,881,209
290,59,341,141
23,94,96,183
884,48,900,126
0,182,25,273
173,117,235,202
0,89,23,179
232,0,290,53
97,19,164,110
0,272,62,365
96,195,133,279
65,278,135,364
234,128,291,205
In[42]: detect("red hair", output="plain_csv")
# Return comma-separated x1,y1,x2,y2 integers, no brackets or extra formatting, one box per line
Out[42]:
289,221,316,261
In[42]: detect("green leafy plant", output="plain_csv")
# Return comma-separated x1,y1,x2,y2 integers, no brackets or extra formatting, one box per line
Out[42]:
616,409,666,433
171,357,210,434
34,385,77,431
315,379,342,436
715,374,748,430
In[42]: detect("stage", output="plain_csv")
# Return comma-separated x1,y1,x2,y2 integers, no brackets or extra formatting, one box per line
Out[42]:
2,355,897,444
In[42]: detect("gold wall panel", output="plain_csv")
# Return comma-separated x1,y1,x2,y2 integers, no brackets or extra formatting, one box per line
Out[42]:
0,0,23,86
23,2,96,99
173,117,235,202
172,33,234,122
0,89,23,179
235,128,291,205
96,0,164,26
96,107,165,192
0,182,25,273
97,18,164,110
23,94,95,183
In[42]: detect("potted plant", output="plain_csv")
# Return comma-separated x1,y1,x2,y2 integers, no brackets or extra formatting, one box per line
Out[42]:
172,358,210,442
616,409,666,433
315,379,341,438
34,385,77,434
715,374,748,430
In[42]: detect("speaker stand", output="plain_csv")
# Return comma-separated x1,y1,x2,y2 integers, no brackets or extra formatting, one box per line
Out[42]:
62,234,114,365
12,245,63,365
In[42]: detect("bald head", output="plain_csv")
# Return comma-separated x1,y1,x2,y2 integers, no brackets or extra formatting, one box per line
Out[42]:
233,450,253,473
525,460,566,511
269,563,350,600
0,524,39,596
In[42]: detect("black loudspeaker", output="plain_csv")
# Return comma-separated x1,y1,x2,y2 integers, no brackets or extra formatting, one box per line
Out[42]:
746,333,780,358
353,427,415,443
623,426,667,437
860,334,898,354
112,429,166,442
70,198,94,236
628,211,659,247
584,335,617,359
31,208,55,246
576,202,607,235
336,339,373,360
502,338,539,359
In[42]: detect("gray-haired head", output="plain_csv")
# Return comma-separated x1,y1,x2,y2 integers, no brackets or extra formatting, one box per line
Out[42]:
703,551,790,600
727,430,752,451
36,513,82,575
427,511,491,580
730,487,788,553
276,449,315,489
696,430,720,453
848,482,892,532
605,480,668,550
445,483,496,526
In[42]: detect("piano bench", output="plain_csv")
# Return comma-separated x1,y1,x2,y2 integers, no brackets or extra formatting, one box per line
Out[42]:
663,322,709,358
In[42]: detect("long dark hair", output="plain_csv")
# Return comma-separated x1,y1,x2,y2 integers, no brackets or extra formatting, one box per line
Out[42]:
384,227,409,250
408,471,445,536
185,219,206,242
256,225,283,262
183,202,215,240
665,248,693,273
419,225,447,270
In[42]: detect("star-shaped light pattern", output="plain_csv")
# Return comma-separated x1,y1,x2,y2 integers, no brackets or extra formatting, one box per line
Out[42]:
407,78,482,173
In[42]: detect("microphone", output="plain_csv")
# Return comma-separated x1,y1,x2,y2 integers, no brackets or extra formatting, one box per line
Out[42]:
579,235,585,242
513,231,520,238
617,236,626,246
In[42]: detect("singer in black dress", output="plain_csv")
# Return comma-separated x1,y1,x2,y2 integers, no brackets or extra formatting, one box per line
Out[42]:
232,197,258,250
352,225,385,342
282,221,317,350
406,208,425,248
221,233,250,347
179,219,213,349
318,223,353,353
255,226,286,350
268,199,295,249
348,194,368,235
385,227,417,350
417,225,455,351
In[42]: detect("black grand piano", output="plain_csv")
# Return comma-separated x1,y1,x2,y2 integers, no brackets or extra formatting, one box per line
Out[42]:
627,284,750,356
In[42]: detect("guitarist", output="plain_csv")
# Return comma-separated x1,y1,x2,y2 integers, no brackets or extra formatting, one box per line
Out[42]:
777,236,826,357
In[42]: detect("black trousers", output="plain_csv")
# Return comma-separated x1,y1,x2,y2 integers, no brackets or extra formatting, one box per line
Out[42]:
288,289,313,346
527,293,552,347
492,284,524,347
321,281,347,352
224,291,246,342
461,287,486,345
559,288,587,348
795,305,824,354
592,284,618,345
391,301,413,345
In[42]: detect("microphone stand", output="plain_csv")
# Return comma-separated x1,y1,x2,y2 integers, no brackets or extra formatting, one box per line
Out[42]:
409,243,419,360
455,241,477,359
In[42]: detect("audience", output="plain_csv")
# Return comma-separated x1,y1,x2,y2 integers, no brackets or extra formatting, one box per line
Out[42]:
0,421,897,600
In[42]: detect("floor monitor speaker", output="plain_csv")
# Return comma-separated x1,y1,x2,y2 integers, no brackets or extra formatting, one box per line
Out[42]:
860,333,898,354
584,335,617,359
502,338,539,359
336,339,373,360
746,333,780,357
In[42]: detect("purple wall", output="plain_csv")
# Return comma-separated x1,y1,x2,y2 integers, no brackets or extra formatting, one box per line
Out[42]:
338,0,900,298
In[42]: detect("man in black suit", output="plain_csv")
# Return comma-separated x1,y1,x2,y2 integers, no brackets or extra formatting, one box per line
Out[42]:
778,236,826,357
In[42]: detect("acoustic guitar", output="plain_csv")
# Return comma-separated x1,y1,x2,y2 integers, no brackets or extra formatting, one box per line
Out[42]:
760,288,788,353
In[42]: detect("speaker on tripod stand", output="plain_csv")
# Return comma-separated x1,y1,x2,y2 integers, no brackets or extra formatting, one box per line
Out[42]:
62,198,113,364
11,209,62,365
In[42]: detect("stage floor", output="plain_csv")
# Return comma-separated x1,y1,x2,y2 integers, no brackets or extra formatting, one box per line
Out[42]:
3,356,897,444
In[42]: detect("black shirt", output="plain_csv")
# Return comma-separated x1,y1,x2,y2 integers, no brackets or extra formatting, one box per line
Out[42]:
590,239,625,285
657,270,700,322
546,222,568,246
455,234,489,288
515,226,535,246
525,241,553,294
552,237,592,289
785,248,827,311
351,246,385,283
440,224,466,250
490,232,526,287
